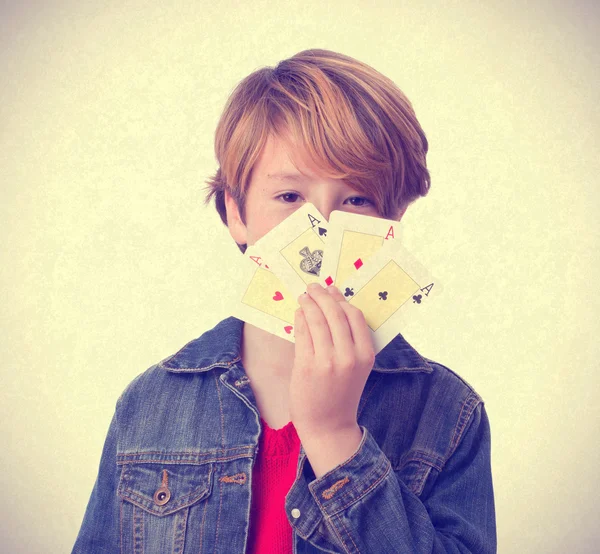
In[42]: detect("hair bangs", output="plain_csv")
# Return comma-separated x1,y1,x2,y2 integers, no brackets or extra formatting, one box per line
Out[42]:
204,49,431,252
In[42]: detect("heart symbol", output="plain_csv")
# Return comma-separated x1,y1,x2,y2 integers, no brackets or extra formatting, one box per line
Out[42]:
273,291,284,301
284,325,293,334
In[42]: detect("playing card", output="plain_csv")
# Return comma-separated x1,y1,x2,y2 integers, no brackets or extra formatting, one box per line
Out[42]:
229,245,299,342
253,202,329,298
319,210,402,289
338,243,442,354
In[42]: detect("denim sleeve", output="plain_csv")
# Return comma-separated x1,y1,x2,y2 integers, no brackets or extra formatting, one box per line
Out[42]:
285,402,496,553
71,406,121,554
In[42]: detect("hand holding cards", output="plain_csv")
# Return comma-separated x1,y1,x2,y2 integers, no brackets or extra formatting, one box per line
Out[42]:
230,203,442,353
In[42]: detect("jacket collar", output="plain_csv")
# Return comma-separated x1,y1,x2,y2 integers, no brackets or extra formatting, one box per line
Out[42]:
159,316,433,374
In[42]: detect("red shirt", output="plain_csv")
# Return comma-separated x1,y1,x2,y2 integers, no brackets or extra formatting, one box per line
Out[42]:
246,418,302,554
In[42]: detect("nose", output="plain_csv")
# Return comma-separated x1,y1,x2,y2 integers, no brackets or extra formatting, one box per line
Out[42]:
317,207,334,222
305,198,337,222
303,178,352,221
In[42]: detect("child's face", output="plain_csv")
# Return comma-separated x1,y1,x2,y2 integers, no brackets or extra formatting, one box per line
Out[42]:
225,132,402,248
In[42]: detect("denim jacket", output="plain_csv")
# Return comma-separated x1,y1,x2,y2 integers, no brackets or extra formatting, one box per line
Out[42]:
72,316,496,553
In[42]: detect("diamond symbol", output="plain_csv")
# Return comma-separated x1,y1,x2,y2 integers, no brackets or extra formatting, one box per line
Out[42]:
354,258,363,270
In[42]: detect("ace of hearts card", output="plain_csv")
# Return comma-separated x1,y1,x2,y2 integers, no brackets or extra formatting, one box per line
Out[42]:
229,245,299,342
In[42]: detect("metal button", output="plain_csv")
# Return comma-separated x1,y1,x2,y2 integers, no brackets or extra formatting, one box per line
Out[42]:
153,469,171,506
153,486,171,505
291,508,301,518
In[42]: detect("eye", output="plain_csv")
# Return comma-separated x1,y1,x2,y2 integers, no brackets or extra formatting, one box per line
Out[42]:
276,192,301,203
275,192,300,204
275,192,374,208
345,196,373,207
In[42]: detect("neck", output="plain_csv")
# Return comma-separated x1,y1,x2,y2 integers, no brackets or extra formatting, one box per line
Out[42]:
241,321,296,378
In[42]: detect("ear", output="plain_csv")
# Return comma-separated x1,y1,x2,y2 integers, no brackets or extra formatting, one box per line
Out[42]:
223,189,248,246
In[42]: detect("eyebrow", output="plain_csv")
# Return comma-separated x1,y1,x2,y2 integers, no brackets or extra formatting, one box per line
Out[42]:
266,172,309,181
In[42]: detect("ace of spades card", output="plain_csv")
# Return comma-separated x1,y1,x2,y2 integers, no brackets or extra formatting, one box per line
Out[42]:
252,202,329,298
338,242,443,354
229,245,299,342
319,210,402,289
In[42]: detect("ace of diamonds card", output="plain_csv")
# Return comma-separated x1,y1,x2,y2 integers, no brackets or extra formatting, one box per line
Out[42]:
319,210,402,289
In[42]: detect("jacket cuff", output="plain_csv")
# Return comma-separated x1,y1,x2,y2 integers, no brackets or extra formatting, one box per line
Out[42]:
285,425,392,540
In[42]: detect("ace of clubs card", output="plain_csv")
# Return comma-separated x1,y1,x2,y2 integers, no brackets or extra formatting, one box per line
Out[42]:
253,202,329,298
338,243,442,354
319,210,402,289
229,245,299,342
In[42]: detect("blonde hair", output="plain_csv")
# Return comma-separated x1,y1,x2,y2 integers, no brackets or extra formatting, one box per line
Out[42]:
203,49,431,254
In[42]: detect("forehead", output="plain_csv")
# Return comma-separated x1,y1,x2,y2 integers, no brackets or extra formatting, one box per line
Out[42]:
253,132,324,182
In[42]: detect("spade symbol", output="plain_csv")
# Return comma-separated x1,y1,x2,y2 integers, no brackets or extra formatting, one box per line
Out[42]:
344,287,354,298
378,291,388,301
299,246,323,276
318,226,327,237
413,294,422,304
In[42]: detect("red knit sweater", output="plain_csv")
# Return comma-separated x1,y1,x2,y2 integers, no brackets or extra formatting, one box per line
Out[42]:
246,417,302,554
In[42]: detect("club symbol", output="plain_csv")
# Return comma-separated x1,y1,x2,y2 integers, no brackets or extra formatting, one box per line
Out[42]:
413,294,422,304
378,291,388,301
344,287,354,297
299,246,323,277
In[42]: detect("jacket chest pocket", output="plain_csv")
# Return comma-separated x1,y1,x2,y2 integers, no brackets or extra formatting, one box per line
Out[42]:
118,462,214,554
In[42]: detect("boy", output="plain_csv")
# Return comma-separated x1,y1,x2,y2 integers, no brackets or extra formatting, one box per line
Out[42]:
72,49,496,553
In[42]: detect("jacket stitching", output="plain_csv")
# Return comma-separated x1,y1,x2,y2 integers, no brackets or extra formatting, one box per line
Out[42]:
313,459,392,515
172,508,187,554
117,447,250,456
332,511,357,554
120,495,123,554
198,483,209,554
117,450,248,457
117,449,252,464
218,472,247,485
213,369,227,554
117,455,250,466
396,451,444,472
449,393,481,457
356,373,382,419
321,476,350,500
161,358,241,373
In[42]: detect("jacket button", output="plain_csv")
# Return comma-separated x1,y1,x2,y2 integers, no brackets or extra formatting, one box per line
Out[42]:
153,486,171,506
291,508,301,519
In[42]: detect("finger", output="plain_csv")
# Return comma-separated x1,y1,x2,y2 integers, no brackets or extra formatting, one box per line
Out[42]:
298,289,333,359
294,306,314,362
326,285,348,303
337,301,376,365
307,284,354,356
